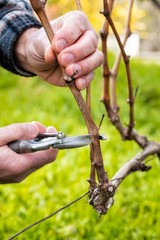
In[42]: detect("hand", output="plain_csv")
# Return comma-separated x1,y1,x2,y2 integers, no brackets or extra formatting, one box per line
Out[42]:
14,11,104,90
0,122,58,184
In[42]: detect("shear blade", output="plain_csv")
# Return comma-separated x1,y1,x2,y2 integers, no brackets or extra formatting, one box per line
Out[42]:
52,139,91,149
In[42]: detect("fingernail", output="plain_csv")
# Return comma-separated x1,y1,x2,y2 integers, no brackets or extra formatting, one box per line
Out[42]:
62,53,74,65
79,79,86,90
47,126,57,133
71,64,81,75
55,39,67,51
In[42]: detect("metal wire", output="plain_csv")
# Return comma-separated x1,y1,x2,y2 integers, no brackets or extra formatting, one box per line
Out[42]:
8,191,89,240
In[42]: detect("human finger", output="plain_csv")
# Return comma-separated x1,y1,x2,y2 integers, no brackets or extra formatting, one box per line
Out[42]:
32,121,47,132
52,11,92,53
44,45,56,64
32,122,58,135
75,72,94,91
46,126,58,133
0,123,39,146
65,49,104,79
57,30,98,67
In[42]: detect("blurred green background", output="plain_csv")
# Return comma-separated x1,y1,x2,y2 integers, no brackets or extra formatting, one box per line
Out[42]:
0,52,160,239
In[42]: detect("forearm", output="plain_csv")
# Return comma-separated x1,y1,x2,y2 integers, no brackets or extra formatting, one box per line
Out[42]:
0,0,41,76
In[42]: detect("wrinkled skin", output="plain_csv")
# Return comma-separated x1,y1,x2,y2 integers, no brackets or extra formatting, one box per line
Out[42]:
15,11,104,90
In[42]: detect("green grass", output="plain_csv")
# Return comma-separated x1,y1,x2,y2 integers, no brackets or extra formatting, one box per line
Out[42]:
0,54,160,240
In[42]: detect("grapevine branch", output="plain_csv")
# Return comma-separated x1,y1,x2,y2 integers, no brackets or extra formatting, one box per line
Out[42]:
75,0,91,113
100,0,135,135
27,0,160,221
76,0,82,11
3,1,160,239
111,0,134,112
96,0,160,213
111,142,160,188
100,0,149,147
30,0,160,217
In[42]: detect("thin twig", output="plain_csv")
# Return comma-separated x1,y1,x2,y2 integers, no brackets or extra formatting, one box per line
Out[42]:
111,0,134,112
86,84,91,113
75,0,91,114
8,192,89,240
99,114,105,129
100,0,135,133
75,0,95,187
76,0,82,11
100,0,116,119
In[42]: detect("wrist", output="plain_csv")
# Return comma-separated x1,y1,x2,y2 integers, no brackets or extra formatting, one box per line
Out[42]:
14,28,38,73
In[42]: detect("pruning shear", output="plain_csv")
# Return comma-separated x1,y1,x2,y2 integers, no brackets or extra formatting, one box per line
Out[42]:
8,131,106,154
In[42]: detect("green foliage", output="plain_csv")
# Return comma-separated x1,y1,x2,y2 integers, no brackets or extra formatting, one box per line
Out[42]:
0,56,160,239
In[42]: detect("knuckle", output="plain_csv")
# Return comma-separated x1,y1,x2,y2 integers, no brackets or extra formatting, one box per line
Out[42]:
67,11,89,31
78,11,89,24
10,123,33,140
89,31,98,50
72,11,88,23
11,123,26,139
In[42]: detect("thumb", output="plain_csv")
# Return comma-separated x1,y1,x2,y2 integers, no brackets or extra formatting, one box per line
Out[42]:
0,123,39,146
